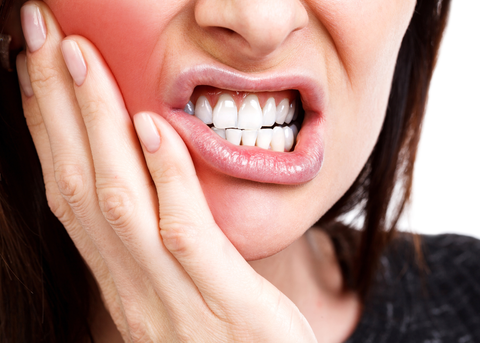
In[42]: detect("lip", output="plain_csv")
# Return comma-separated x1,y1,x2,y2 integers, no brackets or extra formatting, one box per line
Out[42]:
159,64,326,185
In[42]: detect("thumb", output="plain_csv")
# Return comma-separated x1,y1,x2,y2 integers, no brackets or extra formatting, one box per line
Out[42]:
133,112,319,343
133,111,215,236
132,111,257,292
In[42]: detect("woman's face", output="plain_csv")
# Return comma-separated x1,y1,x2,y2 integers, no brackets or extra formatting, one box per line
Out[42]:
43,0,415,260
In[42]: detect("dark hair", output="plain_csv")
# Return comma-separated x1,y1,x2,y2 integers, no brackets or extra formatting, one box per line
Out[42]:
0,0,451,341
319,0,451,298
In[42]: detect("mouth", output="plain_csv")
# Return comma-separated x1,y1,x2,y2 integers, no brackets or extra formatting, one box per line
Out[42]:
186,86,303,152
160,65,326,185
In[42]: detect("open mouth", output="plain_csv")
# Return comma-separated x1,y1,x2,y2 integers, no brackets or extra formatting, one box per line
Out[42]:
184,86,304,152
161,65,325,185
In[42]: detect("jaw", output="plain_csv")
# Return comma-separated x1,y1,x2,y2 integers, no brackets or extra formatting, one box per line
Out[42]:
194,161,329,260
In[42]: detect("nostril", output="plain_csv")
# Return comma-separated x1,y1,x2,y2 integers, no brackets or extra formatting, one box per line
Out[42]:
216,27,235,35
194,0,308,59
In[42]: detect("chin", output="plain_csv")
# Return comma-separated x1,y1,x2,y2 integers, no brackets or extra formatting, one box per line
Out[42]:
195,161,317,260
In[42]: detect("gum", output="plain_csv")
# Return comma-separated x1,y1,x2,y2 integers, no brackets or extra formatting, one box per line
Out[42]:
190,86,299,109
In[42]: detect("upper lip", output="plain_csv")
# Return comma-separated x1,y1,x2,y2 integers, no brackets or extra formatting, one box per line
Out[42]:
163,63,327,117
157,62,326,185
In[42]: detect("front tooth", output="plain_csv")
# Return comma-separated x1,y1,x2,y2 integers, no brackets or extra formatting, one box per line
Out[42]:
275,98,289,125
283,126,294,151
213,94,237,128
241,130,258,146
256,129,273,149
184,100,195,115
194,96,213,124
212,128,226,139
226,129,242,145
238,94,263,130
262,97,276,127
285,99,296,124
271,127,285,152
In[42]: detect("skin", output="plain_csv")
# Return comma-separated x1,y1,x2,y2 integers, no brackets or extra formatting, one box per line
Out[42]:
15,0,416,341
42,0,415,259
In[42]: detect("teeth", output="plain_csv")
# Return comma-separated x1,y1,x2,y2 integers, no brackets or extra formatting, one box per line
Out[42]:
275,98,289,125
191,93,301,152
256,129,273,149
283,126,294,151
262,97,276,127
292,103,299,121
241,130,258,146
226,129,242,145
213,94,237,129
195,96,213,124
284,99,296,124
238,94,263,130
212,128,226,139
290,124,298,141
184,101,195,115
271,126,285,152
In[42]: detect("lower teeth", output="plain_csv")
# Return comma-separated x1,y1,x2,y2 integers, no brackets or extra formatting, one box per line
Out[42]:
210,123,299,152
184,95,303,152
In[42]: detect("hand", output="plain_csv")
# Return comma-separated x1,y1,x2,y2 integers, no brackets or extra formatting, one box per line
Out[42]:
17,2,317,342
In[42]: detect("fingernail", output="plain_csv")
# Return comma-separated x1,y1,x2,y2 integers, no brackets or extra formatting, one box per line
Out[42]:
21,4,47,53
134,113,161,153
61,40,87,86
16,53,34,97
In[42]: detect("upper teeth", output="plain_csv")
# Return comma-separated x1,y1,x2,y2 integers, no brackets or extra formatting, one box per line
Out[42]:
194,96,213,124
213,94,238,129
262,97,276,126
184,94,300,152
237,94,263,130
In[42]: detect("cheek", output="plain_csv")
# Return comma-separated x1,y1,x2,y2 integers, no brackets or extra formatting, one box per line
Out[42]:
45,0,179,113
45,0,155,53
305,0,416,214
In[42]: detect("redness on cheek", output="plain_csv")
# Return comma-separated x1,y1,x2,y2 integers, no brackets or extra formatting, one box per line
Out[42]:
46,0,153,46
45,0,170,114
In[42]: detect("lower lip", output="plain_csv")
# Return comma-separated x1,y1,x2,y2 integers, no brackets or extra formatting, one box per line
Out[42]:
165,110,325,185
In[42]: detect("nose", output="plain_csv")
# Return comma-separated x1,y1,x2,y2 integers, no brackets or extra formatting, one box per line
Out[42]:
195,0,309,59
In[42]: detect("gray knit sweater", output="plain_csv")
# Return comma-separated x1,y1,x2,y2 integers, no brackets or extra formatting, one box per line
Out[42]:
346,234,480,343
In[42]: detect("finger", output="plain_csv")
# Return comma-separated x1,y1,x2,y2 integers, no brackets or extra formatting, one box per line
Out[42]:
60,35,168,264
22,0,118,274
135,113,319,342
17,51,124,332
63,35,214,335
21,3,158,338
18,50,100,275
64,31,202,289
133,112,265,309
22,1,98,226
24,0,131,277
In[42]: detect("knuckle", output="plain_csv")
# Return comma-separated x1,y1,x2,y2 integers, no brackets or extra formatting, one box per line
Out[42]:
159,220,199,258
45,183,77,227
97,188,135,229
79,97,108,126
29,64,63,90
151,163,189,186
24,111,44,131
45,183,66,217
54,163,89,208
127,319,153,343
122,303,163,342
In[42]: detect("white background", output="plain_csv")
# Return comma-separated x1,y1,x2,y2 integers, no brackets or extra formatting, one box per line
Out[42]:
399,0,480,238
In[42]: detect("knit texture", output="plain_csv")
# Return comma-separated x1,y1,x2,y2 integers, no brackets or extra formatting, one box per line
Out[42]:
346,234,480,343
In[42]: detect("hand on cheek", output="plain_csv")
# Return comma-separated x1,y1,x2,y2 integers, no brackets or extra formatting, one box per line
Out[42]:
17,1,318,341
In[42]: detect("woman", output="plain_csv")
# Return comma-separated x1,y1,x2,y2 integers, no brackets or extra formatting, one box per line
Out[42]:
1,0,478,342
